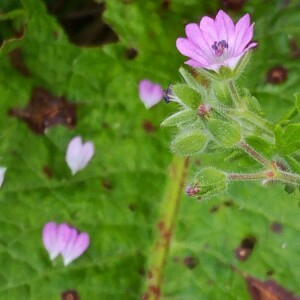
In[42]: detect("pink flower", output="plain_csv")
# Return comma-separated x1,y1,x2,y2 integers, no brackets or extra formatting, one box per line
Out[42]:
138,79,163,109
176,10,257,71
66,136,94,175
0,167,6,188
42,222,90,266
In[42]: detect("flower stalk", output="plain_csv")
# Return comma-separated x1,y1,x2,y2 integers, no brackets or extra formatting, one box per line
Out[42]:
142,156,189,300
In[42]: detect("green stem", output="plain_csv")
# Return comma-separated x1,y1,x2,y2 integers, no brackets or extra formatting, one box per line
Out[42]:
238,141,272,168
227,172,266,181
276,170,300,185
236,110,274,136
228,80,243,108
227,80,274,136
142,156,189,300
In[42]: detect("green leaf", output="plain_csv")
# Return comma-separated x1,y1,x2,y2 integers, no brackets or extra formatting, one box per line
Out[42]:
295,93,300,113
275,124,300,155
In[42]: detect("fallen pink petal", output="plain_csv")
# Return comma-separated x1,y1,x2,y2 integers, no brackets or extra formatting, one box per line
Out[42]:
42,222,90,266
61,230,90,266
42,222,71,260
66,136,95,175
138,79,164,109
0,167,6,188
176,10,257,71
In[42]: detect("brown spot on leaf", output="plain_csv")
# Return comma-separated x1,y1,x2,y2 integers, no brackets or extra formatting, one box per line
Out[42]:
61,290,80,300
266,65,288,85
223,200,234,207
102,121,110,129
125,48,138,60
266,270,274,277
289,38,300,58
142,120,156,133
270,222,283,233
220,0,248,10
210,205,220,213
9,87,76,134
246,275,300,300
128,203,137,212
235,236,256,261
161,0,171,10
9,48,31,77
101,179,113,191
183,256,197,269
42,166,53,178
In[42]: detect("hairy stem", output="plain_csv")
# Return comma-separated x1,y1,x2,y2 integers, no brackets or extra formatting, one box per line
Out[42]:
276,170,300,185
142,156,189,300
228,80,243,108
238,141,272,168
227,172,266,181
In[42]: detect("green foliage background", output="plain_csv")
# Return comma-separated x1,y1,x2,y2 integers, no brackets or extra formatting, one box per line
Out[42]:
0,0,299,299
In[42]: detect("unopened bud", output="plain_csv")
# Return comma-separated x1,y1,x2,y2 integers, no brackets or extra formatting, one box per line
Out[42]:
198,103,211,117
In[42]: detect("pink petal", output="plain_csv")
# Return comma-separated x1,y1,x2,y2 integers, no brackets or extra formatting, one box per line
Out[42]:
66,136,94,175
185,59,206,68
234,24,255,55
42,222,60,260
138,79,163,109
199,16,218,41
61,230,90,266
56,223,73,253
214,10,235,45
185,24,213,62
0,167,6,188
176,38,209,65
232,14,251,54
81,142,95,168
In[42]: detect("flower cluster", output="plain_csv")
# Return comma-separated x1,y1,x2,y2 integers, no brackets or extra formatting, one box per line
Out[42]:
42,222,90,266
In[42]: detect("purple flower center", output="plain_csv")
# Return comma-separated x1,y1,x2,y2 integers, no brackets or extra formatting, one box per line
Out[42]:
211,40,228,57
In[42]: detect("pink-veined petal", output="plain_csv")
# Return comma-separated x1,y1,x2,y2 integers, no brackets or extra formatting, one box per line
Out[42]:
61,231,90,266
232,14,251,54
199,16,218,41
176,38,210,65
215,10,235,43
233,24,255,55
185,24,213,62
42,222,60,260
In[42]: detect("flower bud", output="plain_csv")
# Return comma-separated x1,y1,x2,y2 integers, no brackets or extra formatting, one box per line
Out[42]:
207,118,241,147
171,129,208,155
193,167,227,199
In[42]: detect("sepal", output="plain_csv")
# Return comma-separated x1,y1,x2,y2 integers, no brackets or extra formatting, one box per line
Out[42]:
161,110,197,127
171,128,208,155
